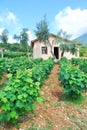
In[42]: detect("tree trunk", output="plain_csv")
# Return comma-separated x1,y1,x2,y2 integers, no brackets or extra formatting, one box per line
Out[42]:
61,51,64,57
49,42,56,59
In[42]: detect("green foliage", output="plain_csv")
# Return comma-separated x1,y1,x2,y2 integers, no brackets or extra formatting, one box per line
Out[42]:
0,43,33,54
14,28,29,51
0,29,8,44
0,52,27,58
69,42,78,55
0,57,54,124
59,43,69,57
80,46,87,57
59,57,87,100
71,58,87,73
0,69,39,124
20,28,29,50
55,31,78,57
0,57,44,77
34,16,50,44
0,58,6,79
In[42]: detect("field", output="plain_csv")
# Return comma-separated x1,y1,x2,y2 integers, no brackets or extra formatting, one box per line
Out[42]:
0,57,87,130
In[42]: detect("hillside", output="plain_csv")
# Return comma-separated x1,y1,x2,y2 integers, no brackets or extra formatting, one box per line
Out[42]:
76,33,87,46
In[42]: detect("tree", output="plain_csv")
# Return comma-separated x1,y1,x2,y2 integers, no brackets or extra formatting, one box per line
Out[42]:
14,28,29,51
35,17,50,43
35,17,78,58
13,28,30,58
0,29,8,44
69,41,78,55
20,28,29,50
34,17,56,58
55,30,78,57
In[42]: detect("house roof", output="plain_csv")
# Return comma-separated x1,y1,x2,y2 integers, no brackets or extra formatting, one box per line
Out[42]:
31,33,82,47
31,33,57,47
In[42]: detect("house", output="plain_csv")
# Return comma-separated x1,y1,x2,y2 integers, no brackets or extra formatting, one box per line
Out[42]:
31,34,80,60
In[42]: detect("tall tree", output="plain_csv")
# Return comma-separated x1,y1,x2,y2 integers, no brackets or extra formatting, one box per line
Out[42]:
14,28,29,51
13,28,30,58
20,28,29,50
34,17,56,58
35,17,50,43
35,17,78,58
0,29,8,44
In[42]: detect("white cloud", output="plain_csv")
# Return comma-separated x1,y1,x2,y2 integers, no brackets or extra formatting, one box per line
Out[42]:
0,10,22,43
0,28,4,34
6,12,18,25
0,10,35,44
55,7,87,39
8,35,17,43
0,10,22,34
27,31,36,42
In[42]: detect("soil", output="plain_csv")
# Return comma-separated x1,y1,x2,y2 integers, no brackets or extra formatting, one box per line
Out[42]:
1,64,87,130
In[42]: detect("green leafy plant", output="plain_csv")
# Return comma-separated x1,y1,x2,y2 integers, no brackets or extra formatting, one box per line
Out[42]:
0,57,54,124
71,58,87,73
59,57,87,100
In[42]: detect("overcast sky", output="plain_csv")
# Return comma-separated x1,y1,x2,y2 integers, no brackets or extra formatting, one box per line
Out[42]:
0,0,87,43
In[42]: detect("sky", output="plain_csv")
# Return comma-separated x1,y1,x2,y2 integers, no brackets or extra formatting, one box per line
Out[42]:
0,0,87,43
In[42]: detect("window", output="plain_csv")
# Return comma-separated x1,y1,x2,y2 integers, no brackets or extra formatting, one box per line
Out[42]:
42,47,47,54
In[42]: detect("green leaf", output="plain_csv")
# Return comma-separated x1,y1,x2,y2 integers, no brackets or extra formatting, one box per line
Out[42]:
7,74,12,78
10,95,16,101
16,100,24,108
18,95,22,100
36,97,43,103
1,97,7,103
10,111,18,119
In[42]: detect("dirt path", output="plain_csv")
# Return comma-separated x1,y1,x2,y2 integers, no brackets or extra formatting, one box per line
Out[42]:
4,64,87,130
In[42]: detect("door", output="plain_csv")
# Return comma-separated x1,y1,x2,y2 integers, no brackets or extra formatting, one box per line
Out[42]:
54,47,59,59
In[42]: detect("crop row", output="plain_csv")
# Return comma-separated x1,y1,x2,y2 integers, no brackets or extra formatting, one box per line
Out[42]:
0,52,27,58
59,57,87,99
71,58,87,73
0,58,54,124
0,57,43,78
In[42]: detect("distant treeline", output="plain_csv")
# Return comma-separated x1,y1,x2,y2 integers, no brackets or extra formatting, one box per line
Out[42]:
0,43,32,52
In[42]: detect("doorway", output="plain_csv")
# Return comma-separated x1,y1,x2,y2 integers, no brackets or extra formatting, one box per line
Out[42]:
54,47,59,59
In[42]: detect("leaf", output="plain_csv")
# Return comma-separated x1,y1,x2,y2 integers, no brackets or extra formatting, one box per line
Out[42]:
10,111,18,119
31,104,36,110
18,95,22,100
28,89,34,95
16,100,24,108
7,74,12,78
36,97,43,103
0,92,6,98
1,104,10,111
10,95,16,101
2,97,7,103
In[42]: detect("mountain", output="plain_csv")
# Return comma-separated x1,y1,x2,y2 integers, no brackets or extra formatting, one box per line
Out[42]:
76,33,87,46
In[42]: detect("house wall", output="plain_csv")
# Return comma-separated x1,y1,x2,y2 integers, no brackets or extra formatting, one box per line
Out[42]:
33,41,41,59
33,36,79,59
